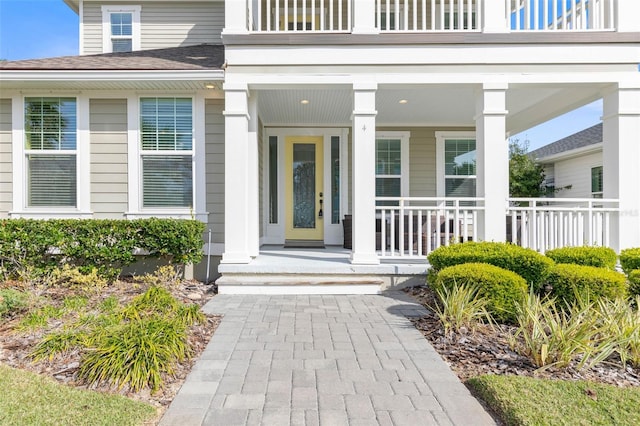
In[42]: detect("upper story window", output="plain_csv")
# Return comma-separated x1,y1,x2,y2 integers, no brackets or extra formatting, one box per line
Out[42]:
102,6,141,53
24,97,77,207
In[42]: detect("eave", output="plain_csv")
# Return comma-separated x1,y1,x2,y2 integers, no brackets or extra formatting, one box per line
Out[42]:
534,142,603,164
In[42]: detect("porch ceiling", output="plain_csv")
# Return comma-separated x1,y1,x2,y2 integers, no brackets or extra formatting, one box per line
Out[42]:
257,83,609,132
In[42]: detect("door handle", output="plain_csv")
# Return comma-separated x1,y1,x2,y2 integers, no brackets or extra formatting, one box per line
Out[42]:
318,192,323,218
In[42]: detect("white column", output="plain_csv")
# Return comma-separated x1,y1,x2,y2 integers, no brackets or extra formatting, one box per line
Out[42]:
616,0,640,32
221,83,251,264
603,82,640,252
352,0,378,34
248,92,260,257
475,83,509,242
223,0,249,34
351,82,380,265
483,0,509,33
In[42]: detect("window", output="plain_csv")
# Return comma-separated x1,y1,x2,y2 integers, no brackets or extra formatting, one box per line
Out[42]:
24,97,77,207
436,132,476,198
140,98,193,208
375,132,410,205
102,6,141,53
591,166,603,199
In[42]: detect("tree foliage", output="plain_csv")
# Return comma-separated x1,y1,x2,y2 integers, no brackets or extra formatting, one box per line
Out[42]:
509,139,547,198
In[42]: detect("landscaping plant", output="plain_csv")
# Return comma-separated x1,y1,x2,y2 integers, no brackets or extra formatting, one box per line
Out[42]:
430,281,492,335
547,263,628,304
427,241,554,291
620,248,640,275
434,262,527,323
629,269,640,297
545,246,617,270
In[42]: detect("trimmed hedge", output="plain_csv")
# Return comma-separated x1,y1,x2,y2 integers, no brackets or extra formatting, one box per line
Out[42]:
547,263,628,304
545,246,617,270
629,270,640,297
0,218,205,280
427,242,554,291
620,248,640,275
434,263,528,323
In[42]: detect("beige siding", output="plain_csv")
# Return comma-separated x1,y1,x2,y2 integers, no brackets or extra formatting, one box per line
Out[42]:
205,99,225,244
90,99,128,218
0,99,12,217
82,1,224,55
553,152,602,199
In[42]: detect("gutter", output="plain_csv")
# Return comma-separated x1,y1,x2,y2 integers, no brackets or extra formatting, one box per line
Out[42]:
0,69,225,81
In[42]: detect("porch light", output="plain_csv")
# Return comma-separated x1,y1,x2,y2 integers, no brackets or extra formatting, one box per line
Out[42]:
399,99,408,104
301,99,310,105
205,83,216,89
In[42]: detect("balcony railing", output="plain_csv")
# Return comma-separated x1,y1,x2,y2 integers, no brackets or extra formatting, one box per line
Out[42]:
507,198,619,253
508,0,615,31
244,1,617,33
376,197,483,259
248,0,352,32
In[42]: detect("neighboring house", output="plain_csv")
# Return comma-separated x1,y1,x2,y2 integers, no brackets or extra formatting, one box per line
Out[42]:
1,1,639,293
530,123,603,199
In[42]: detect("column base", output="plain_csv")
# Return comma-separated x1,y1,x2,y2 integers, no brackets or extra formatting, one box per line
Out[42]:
220,252,253,264
350,252,381,265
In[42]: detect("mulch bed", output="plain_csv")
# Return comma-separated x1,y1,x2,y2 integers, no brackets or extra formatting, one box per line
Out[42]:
0,278,220,415
404,286,640,388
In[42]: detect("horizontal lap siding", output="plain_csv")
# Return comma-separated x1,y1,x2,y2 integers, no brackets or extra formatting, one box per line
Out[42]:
554,152,602,199
205,99,225,244
82,2,223,55
0,99,12,217
90,99,128,218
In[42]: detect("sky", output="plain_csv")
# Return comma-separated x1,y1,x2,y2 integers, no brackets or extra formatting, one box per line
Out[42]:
0,0,604,152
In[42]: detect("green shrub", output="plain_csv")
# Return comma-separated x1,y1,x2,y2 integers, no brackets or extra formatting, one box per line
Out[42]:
434,263,527,323
428,242,554,291
545,246,617,270
629,270,640,297
0,218,205,281
548,263,627,304
0,289,29,318
51,265,107,295
620,248,640,275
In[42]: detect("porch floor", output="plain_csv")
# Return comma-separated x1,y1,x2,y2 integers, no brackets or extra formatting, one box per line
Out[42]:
216,246,428,294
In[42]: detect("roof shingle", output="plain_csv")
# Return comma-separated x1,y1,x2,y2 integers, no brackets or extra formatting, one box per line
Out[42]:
529,123,602,160
0,44,224,71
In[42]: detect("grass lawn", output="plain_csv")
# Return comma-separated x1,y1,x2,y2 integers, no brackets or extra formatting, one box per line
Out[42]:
468,374,640,426
0,363,158,426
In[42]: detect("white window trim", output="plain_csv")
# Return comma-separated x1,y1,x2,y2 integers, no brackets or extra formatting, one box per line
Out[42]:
10,94,92,219
125,94,207,223
436,131,477,197
375,131,410,198
591,165,604,198
101,5,141,53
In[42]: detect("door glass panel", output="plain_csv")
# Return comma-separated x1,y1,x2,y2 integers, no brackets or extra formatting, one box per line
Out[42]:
292,143,316,229
331,136,340,224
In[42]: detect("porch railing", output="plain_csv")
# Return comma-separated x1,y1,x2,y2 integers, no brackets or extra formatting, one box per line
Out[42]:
376,197,483,259
248,0,352,32
508,0,615,31
376,0,482,32
507,198,619,253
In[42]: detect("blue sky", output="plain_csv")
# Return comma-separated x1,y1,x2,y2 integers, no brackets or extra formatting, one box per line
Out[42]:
0,0,603,151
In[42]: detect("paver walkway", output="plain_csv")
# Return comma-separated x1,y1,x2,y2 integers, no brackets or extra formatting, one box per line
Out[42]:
160,292,495,426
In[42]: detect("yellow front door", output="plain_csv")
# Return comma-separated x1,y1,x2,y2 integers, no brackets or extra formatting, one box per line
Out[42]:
285,136,324,241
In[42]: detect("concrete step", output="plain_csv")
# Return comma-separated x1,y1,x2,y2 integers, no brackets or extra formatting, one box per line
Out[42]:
215,273,386,295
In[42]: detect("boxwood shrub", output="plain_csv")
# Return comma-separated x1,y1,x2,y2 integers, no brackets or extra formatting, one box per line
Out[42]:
547,263,628,304
620,248,640,275
427,242,554,291
0,218,205,281
434,262,528,323
545,246,617,270
629,270,640,297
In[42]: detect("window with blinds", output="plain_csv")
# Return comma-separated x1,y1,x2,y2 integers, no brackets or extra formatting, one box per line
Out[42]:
24,97,77,207
376,138,402,206
110,12,133,52
140,98,193,208
444,138,476,198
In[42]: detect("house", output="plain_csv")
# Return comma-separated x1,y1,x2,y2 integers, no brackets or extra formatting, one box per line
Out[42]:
1,1,639,294
530,123,604,199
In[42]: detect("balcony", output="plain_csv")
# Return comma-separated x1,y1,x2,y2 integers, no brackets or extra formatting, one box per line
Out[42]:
242,1,619,34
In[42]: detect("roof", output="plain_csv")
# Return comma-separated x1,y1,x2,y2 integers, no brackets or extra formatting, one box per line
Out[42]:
529,123,602,160
0,44,225,71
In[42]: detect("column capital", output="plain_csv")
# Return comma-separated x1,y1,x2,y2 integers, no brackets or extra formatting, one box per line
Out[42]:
223,82,249,92
481,82,509,91
353,82,378,92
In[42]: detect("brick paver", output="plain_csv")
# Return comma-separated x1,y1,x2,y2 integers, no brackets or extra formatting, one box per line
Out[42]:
160,292,495,426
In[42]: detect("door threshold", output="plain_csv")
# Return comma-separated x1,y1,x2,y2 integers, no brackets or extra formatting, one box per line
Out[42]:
283,239,325,249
